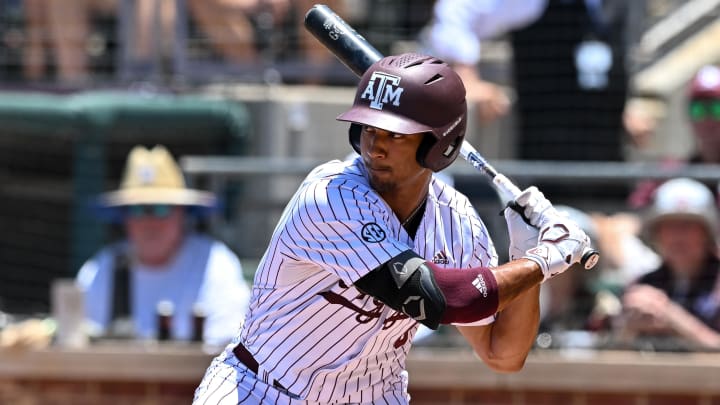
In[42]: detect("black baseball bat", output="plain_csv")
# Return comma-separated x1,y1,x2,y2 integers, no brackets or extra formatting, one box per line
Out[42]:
303,4,600,270
303,4,382,77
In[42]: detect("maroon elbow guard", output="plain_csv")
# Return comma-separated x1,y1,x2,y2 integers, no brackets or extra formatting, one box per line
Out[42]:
428,263,499,324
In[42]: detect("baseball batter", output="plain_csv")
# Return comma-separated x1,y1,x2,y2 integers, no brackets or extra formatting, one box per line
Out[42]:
193,53,591,404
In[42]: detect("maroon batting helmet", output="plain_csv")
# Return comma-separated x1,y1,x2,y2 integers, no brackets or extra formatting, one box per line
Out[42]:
337,53,468,172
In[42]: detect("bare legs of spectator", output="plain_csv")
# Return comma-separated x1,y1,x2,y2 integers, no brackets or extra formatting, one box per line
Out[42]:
295,0,342,83
187,0,266,65
24,0,346,84
186,0,343,83
126,0,177,78
47,0,91,83
23,0,117,84
22,0,48,81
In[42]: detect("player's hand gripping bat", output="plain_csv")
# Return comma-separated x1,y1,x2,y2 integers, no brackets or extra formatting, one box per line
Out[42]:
304,4,600,270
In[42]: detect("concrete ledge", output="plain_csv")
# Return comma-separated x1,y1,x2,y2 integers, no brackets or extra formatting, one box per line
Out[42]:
0,342,215,382
1,343,719,395
407,348,720,394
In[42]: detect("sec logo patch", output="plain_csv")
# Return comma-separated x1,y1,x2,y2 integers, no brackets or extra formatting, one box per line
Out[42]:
361,223,386,243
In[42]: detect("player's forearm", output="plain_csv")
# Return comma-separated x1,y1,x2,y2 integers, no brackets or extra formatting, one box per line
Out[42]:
489,283,541,361
480,260,543,367
492,259,544,311
457,282,540,373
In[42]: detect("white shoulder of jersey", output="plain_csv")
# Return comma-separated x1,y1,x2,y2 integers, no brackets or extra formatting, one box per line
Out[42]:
303,158,366,184
264,157,408,285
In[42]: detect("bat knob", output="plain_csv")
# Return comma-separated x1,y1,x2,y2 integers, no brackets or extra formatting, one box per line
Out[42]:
581,249,600,270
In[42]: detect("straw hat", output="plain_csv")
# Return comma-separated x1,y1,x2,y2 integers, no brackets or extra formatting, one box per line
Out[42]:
99,145,216,208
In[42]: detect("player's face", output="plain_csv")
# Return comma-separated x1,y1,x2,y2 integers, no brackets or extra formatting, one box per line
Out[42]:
359,125,429,193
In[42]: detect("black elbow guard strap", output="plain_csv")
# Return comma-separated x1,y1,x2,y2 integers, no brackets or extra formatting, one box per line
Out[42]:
354,250,447,330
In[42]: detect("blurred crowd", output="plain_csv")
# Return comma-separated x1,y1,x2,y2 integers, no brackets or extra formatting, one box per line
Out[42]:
0,0,719,355
1,0,350,86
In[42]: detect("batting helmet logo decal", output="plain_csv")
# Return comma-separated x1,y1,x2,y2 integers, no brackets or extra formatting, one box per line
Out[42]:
360,72,404,110
361,223,386,243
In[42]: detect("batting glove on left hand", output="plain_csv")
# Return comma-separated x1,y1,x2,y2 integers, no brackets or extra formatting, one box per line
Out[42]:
504,207,539,261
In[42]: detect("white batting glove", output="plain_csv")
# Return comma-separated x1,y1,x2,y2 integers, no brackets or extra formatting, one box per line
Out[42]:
503,207,539,260
514,186,559,229
523,219,591,282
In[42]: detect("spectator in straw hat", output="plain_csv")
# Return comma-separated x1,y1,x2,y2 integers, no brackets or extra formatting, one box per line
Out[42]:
75,145,250,346
616,178,720,350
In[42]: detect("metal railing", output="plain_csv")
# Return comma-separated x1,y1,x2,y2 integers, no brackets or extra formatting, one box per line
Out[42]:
180,155,720,257
181,156,720,184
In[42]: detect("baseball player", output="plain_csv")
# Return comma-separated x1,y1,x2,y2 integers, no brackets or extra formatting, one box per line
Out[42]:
193,53,591,404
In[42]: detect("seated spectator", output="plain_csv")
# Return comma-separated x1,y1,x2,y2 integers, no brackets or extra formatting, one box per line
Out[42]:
23,0,119,84
687,65,720,164
23,0,176,84
76,145,251,347
22,0,344,85
537,205,643,342
616,178,720,351
187,0,344,82
187,0,287,66
629,64,720,208
591,210,660,289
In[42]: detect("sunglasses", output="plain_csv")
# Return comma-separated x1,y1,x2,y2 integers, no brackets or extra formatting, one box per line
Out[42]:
688,99,720,121
125,204,173,218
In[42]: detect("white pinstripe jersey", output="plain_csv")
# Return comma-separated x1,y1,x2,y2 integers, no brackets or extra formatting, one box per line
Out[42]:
196,157,497,404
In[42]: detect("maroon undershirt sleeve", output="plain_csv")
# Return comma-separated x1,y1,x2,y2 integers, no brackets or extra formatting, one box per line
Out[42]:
426,262,500,324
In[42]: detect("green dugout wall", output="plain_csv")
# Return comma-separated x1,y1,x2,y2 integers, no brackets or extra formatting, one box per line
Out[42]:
0,90,250,315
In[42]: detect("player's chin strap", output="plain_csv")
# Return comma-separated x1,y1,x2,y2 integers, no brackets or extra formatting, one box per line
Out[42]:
354,250,499,330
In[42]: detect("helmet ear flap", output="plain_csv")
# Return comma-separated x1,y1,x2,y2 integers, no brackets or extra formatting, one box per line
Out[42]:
420,133,464,172
416,133,435,169
349,123,362,154
417,113,467,172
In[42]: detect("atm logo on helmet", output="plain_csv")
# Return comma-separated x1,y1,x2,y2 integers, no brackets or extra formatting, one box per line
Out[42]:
361,72,404,110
